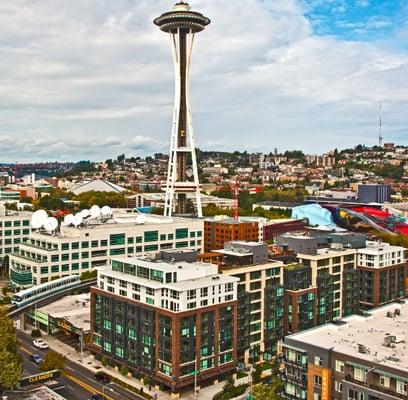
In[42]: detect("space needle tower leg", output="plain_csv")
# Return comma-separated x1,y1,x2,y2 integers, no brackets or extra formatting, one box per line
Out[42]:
155,2,210,217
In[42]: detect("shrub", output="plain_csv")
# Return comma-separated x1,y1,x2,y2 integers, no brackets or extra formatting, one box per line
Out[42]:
101,356,109,367
213,383,248,400
120,365,128,376
31,329,41,338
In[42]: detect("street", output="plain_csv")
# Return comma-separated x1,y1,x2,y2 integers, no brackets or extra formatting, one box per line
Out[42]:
18,331,146,400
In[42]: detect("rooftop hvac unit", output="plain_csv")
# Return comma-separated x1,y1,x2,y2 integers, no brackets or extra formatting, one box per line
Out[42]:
358,344,368,354
383,335,396,347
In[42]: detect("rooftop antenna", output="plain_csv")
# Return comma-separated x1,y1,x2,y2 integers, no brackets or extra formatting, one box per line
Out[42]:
379,101,383,147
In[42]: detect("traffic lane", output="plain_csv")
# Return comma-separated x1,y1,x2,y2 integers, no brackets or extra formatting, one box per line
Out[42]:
19,345,92,400
18,331,143,400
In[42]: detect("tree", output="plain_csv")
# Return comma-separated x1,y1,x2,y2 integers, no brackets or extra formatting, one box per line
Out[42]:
253,380,283,400
40,351,66,372
223,376,235,393
0,308,22,390
101,355,109,367
252,364,262,384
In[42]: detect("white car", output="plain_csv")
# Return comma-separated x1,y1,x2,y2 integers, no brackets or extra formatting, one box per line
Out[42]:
33,339,49,350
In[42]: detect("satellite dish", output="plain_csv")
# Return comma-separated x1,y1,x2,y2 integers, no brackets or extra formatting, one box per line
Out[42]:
101,206,112,216
31,210,48,228
80,209,90,218
64,214,75,226
90,205,101,218
31,219,43,229
136,214,146,224
73,214,83,227
44,217,59,232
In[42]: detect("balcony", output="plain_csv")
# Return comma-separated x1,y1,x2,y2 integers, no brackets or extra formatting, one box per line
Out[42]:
345,375,406,400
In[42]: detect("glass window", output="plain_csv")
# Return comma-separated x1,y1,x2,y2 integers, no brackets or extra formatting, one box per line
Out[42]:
335,360,344,373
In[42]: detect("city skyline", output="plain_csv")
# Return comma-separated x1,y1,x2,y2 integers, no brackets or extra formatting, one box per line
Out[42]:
1,0,408,162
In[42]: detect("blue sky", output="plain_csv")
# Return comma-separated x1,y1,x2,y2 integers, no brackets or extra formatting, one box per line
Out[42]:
304,0,405,41
0,0,407,162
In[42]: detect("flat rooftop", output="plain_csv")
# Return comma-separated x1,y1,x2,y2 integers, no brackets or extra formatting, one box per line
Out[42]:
288,300,408,373
358,240,405,254
39,293,90,331
6,386,66,400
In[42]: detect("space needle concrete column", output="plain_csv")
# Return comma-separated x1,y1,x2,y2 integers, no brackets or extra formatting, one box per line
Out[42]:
154,2,210,217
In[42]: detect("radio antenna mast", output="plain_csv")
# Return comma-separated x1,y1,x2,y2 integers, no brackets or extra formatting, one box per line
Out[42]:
378,101,383,147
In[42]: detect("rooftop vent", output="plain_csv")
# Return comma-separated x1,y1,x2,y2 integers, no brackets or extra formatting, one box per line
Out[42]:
383,335,397,347
358,344,368,354
387,356,400,363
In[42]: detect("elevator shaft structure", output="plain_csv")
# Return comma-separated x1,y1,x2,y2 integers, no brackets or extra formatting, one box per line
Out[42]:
154,2,210,217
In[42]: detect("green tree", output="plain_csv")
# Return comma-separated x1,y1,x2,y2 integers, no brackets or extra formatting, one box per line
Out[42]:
120,365,128,376
40,351,66,372
101,355,109,367
0,308,22,390
223,376,235,393
253,380,283,400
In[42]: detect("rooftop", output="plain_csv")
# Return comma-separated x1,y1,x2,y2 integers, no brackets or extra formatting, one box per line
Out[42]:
358,240,405,254
288,300,408,374
39,293,90,331
6,386,66,400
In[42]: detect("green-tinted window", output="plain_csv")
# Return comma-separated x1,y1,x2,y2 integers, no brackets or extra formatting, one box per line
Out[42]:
116,324,124,334
41,267,48,274
72,263,79,270
160,234,166,241
110,248,125,256
62,254,69,261
144,230,158,242
151,269,163,282
176,241,188,248
62,243,69,251
82,241,89,248
91,240,99,247
103,320,111,330
112,260,124,272
72,253,79,260
93,335,101,345
62,264,70,272
145,245,158,252
136,246,142,253
13,220,21,227
168,234,174,240
128,328,136,340
51,265,59,273
23,229,29,235
81,262,89,269
103,342,111,353
115,346,124,358
146,297,154,305
110,234,125,246
197,231,202,237
72,242,79,250
250,271,261,280
175,228,188,239
51,255,59,262
82,252,89,258
23,220,30,226
127,237,134,244
128,247,134,254
100,240,108,247
136,236,142,243
4,221,11,227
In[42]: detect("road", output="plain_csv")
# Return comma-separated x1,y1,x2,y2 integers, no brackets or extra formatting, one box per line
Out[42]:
18,331,146,400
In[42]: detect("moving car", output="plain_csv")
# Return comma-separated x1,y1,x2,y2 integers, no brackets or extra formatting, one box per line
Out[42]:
29,354,43,365
94,373,110,384
33,339,49,350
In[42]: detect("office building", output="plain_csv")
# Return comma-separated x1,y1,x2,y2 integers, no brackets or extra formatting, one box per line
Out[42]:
357,241,407,311
0,205,32,268
90,257,239,393
282,300,408,400
9,213,203,287
358,184,391,204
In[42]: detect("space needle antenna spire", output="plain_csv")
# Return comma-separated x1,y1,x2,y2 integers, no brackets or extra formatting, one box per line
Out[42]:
154,2,210,217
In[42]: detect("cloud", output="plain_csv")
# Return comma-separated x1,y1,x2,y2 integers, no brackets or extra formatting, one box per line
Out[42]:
0,0,407,161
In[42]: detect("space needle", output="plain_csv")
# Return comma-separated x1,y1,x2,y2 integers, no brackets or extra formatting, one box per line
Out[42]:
154,2,210,217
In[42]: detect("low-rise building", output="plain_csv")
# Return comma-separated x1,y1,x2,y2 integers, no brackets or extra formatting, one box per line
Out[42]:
282,300,408,400
90,257,239,393
9,213,203,287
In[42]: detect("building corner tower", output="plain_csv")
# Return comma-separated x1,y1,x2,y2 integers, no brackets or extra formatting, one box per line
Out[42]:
154,2,210,218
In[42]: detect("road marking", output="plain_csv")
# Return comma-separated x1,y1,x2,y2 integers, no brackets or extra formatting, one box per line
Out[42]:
66,374,114,400
21,346,33,355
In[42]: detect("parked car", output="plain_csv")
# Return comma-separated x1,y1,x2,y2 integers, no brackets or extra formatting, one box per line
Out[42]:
29,354,43,365
94,373,110,384
33,339,49,350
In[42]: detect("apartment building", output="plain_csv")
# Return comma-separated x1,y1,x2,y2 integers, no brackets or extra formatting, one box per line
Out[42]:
216,241,285,365
0,205,32,268
281,300,408,400
90,257,239,393
9,213,203,287
357,241,407,311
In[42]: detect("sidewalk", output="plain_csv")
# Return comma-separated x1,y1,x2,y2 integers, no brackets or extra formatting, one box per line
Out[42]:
34,331,237,400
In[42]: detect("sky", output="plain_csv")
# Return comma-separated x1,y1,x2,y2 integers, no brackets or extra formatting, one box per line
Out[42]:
0,0,407,162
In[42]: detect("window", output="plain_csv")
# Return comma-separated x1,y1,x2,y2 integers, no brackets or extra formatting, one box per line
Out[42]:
103,342,111,353
335,381,342,392
380,375,389,388
313,394,321,400
314,356,323,366
103,320,111,330
115,346,124,358
335,360,344,373
144,230,158,242
187,302,196,309
314,375,322,387
396,380,407,395
348,389,364,400
175,228,188,239
250,271,261,280
187,290,196,300
110,234,125,246
353,367,365,382
200,287,208,297
146,297,154,305
146,287,154,296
